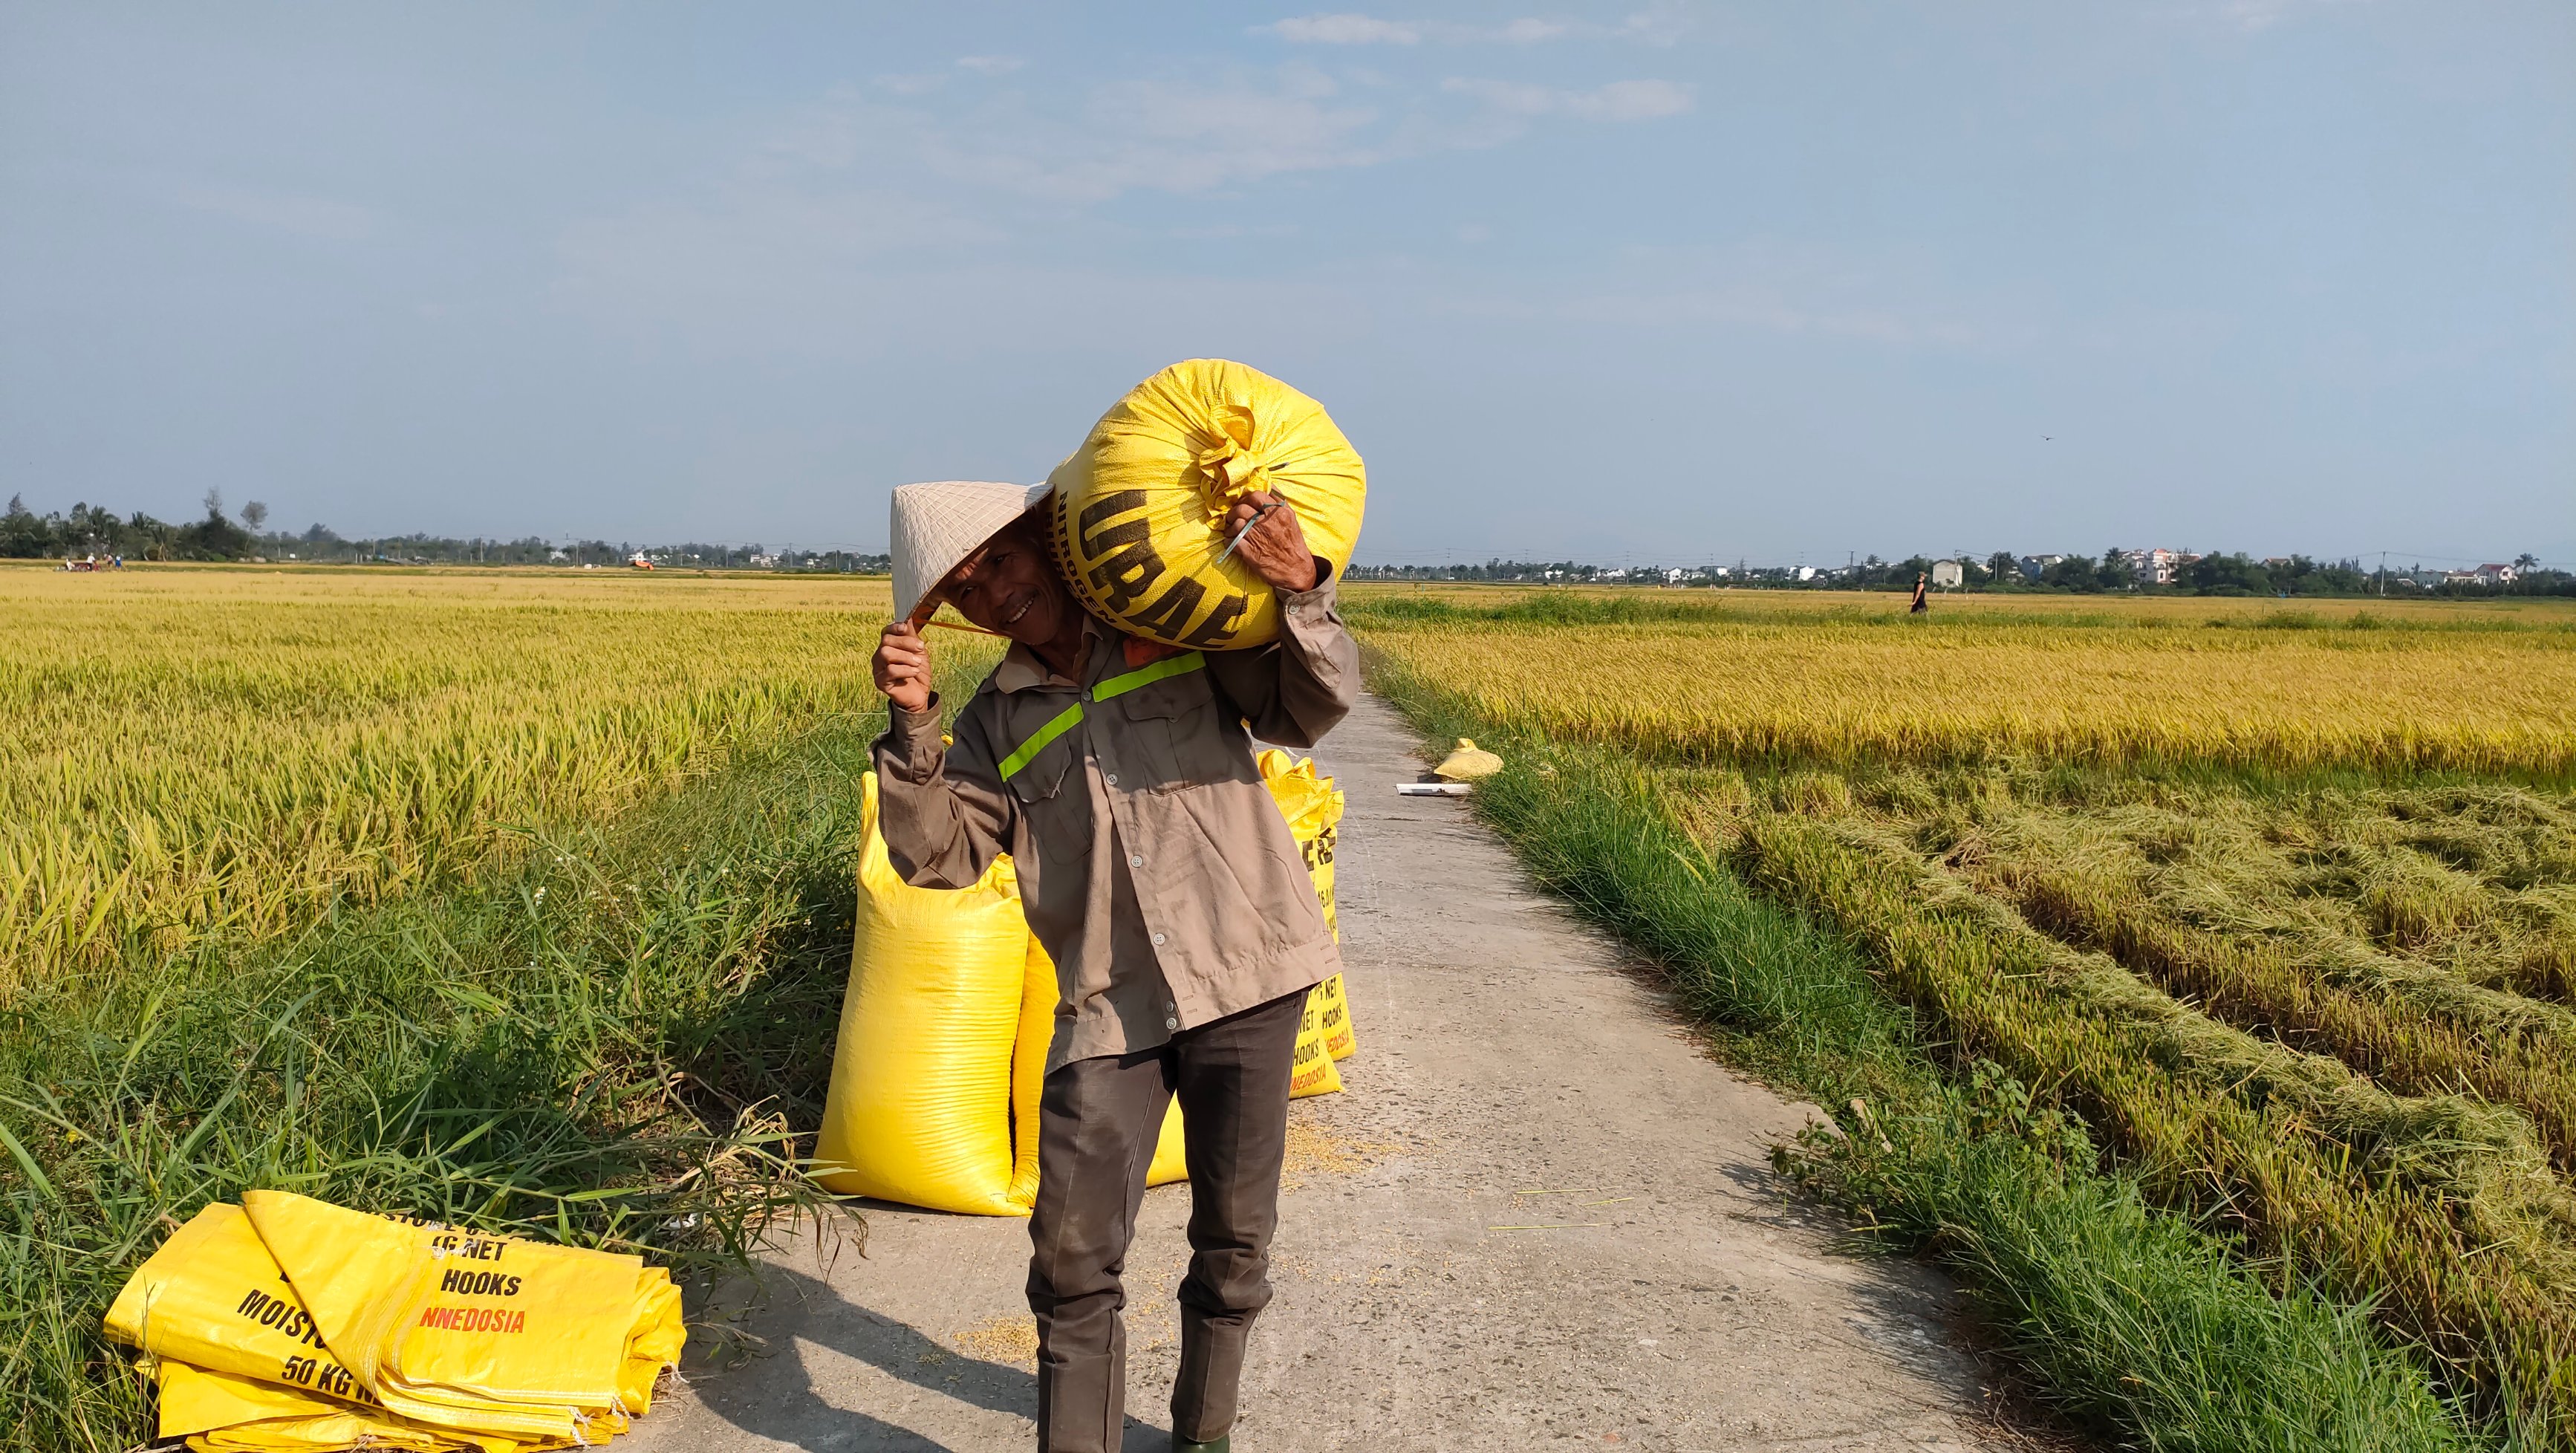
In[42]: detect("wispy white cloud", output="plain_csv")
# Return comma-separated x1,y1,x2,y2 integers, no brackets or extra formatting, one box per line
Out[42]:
553,59,1701,342
892,73,1391,202
172,182,377,241
1443,77,1694,122
1440,243,2047,354
1271,13,1424,44
553,186,1009,343
955,54,1025,74
1263,10,1683,45
2208,0,2367,32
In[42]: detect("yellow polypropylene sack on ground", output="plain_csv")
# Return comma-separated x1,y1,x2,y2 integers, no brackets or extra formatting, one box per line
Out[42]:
103,1202,378,1411
618,1269,686,1417
153,1361,525,1453
813,773,1027,1215
1434,738,1504,781
1007,934,1058,1214
1048,359,1367,650
107,1197,674,1449
1290,998,1344,1098
1019,934,1190,1194
238,1190,658,1443
1308,972,1356,1062
1145,1097,1189,1186
1258,749,1357,1062
1258,748,1344,940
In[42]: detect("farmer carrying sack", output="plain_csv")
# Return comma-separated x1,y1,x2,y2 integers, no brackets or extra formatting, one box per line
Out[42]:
1048,359,1366,651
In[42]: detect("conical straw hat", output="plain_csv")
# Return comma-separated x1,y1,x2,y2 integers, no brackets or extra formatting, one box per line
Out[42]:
890,481,1053,624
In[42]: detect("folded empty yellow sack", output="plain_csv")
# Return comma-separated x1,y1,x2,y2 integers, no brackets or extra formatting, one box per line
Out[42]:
1048,359,1367,651
617,1267,686,1416
813,773,1027,1215
103,1203,381,1412
153,1360,526,1453
236,1191,663,1443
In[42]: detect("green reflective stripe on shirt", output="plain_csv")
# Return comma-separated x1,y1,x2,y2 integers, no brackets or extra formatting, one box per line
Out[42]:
994,651,1205,782
1090,651,1206,703
997,701,1086,781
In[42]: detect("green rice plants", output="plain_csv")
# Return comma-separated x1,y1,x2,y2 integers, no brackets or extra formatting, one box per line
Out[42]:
1368,657,2479,1451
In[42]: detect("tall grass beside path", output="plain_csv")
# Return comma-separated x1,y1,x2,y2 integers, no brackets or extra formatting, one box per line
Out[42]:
1367,659,2479,1452
0,702,957,1453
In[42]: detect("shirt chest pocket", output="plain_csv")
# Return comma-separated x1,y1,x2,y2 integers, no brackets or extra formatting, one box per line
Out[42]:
1001,706,1091,863
1113,671,1249,792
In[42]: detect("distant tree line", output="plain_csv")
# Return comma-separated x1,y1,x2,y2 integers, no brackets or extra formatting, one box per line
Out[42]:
1344,549,2574,597
5,491,258,562
1,493,889,573
10,493,2563,597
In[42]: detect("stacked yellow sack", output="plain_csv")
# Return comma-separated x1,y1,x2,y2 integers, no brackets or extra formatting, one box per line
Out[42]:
1261,750,1357,1064
104,1194,683,1453
1047,359,1367,651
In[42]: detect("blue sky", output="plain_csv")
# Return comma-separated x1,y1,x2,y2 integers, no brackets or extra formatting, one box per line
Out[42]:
2,1,2568,565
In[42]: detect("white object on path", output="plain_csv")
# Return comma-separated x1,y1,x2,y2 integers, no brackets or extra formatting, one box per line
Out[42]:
1396,781,1472,797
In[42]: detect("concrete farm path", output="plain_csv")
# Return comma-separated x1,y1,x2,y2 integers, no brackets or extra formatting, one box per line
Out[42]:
631,695,2013,1453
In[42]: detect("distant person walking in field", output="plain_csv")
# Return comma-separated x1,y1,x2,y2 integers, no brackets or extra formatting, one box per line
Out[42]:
1910,571,1930,614
870,480,1357,1453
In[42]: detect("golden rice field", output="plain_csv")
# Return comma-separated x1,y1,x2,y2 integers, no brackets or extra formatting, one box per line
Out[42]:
13,565,2576,1447
1,565,904,988
1357,584,2576,1444
1347,587,2576,778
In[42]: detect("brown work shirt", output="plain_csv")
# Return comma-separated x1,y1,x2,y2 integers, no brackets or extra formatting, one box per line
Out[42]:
874,575,1360,1073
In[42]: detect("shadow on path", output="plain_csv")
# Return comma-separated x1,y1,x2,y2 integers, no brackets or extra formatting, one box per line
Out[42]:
685,1261,1173,1452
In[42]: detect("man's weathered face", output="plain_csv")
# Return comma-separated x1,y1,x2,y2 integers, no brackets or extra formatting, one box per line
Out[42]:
939,518,1071,647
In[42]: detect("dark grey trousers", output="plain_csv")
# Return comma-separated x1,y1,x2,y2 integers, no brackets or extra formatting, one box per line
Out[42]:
1027,989,1305,1452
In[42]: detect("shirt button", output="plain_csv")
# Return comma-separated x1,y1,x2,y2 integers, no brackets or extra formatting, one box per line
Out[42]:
1151,932,1166,946
1105,773,1117,786
1128,854,1143,868
1165,1017,1180,1031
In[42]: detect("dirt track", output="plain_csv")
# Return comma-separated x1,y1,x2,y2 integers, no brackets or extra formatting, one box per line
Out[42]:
629,695,2009,1452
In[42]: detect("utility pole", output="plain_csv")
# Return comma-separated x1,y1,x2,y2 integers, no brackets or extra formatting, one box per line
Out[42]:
2378,550,2387,597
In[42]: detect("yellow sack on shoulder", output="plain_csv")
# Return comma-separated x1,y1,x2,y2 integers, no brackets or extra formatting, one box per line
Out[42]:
1048,359,1366,651
813,773,1027,1215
